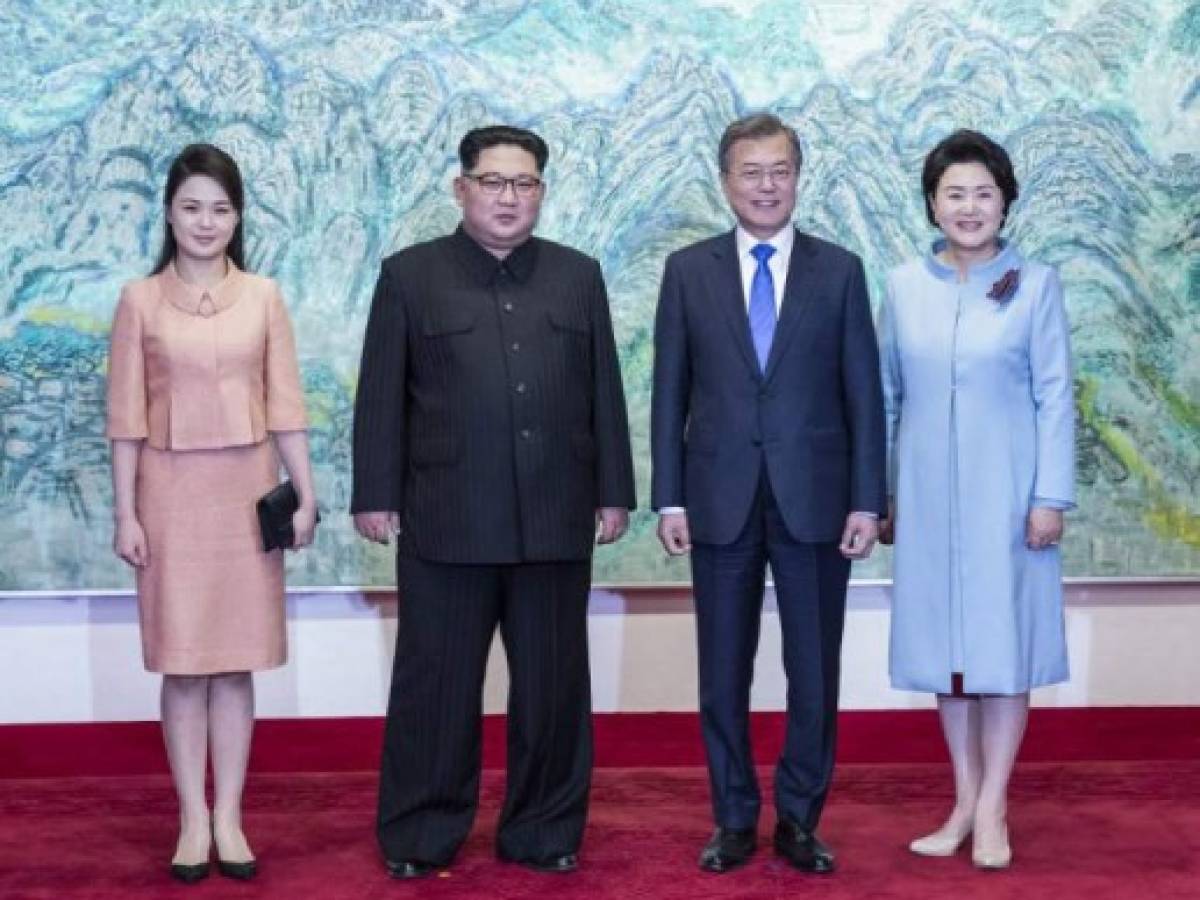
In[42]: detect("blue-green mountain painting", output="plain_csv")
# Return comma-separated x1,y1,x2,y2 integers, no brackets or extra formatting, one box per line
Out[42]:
1,0,1197,588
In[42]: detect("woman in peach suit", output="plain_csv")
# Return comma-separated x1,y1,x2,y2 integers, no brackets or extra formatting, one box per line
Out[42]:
107,144,316,883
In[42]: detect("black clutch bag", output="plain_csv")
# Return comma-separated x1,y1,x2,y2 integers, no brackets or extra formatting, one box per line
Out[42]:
257,480,319,551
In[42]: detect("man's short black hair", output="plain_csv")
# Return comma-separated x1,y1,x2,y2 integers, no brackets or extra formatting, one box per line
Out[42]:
459,125,549,173
921,129,1019,227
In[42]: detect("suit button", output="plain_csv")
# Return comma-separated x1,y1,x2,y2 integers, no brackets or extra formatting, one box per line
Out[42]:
503,301,514,313
520,428,532,440
752,438,762,447
515,382,527,394
510,341,520,352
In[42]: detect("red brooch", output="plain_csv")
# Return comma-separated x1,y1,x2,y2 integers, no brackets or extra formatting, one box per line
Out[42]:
987,268,1020,303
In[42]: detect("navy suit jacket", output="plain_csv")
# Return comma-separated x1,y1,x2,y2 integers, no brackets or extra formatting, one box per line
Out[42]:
650,228,886,545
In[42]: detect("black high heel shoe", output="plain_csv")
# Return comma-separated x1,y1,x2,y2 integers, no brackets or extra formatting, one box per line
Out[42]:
169,861,211,884
213,824,258,880
217,858,258,880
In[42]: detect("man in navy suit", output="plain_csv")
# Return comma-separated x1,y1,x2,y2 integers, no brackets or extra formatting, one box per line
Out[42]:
650,113,886,875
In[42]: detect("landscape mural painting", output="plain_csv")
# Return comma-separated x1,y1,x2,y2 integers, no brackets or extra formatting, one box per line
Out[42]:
1,0,1197,588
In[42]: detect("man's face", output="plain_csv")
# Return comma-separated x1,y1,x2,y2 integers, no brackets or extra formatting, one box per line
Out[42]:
721,132,799,240
454,145,544,258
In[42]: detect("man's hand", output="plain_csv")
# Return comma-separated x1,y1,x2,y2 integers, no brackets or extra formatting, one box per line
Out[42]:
1026,507,1064,550
657,511,692,556
354,511,400,545
596,507,629,545
839,512,879,560
878,499,895,546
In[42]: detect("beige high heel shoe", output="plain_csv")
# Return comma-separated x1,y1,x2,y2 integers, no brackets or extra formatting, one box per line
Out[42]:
909,818,972,857
971,823,1011,869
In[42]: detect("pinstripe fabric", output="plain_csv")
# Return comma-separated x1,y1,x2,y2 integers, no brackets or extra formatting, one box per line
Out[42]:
351,227,636,563
377,556,592,865
354,226,633,867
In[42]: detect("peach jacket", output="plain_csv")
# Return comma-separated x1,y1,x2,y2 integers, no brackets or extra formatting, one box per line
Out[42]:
106,263,307,449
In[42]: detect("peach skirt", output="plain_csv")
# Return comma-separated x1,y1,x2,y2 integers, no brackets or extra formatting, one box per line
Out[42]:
134,441,285,674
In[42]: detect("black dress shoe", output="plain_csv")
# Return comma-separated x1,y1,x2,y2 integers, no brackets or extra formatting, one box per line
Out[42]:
528,853,579,873
499,851,579,873
773,819,835,873
217,858,257,880
385,859,436,879
169,861,210,884
698,827,757,873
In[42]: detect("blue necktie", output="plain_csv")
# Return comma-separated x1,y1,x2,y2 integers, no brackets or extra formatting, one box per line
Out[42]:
748,243,777,372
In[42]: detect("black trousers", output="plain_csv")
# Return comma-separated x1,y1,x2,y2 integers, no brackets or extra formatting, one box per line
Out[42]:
377,553,593,866
690,473,850,831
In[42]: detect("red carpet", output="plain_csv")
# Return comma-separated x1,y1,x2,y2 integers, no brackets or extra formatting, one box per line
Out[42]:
2,764,1199,899
2,710,1199,898
5,708,1200,777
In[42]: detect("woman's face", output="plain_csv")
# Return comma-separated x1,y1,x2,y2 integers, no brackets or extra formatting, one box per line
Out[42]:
929,161,1005,256
166,174,239,265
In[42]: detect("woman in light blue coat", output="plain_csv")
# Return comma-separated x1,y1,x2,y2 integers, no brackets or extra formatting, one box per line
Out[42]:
877,130,1074,870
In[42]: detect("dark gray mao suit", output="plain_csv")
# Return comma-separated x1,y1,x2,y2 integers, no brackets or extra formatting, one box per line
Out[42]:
352,226,635,866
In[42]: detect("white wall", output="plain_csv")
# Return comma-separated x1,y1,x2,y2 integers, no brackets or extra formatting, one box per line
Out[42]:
1,581,1198,723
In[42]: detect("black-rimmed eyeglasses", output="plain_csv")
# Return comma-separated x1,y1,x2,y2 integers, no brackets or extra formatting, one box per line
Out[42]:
463,173,544,197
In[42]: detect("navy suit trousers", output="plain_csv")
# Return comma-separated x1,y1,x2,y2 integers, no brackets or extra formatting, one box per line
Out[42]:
690,469,850,831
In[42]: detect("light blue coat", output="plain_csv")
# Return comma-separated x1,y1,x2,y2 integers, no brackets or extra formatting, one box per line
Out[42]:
879,241,1074,695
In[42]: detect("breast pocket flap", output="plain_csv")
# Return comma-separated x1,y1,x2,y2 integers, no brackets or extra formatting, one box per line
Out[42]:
547,306,589,334
422,307,478,337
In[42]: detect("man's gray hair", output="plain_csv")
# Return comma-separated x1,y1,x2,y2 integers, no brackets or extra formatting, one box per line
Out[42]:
718,113,803,173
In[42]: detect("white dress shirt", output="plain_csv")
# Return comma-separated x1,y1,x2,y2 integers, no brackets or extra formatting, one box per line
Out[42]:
735,223,793,315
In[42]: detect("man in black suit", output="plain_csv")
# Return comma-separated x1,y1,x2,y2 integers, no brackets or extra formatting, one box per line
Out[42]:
651,113,886,874
351,125,635,879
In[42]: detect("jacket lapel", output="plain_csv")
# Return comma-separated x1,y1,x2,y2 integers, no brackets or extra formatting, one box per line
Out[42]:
763,228,815,381
709,231,762,380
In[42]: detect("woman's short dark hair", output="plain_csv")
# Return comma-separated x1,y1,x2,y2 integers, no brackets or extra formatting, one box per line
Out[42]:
152,143,246,274
921,129,1018,227
718,113,803,173
458,125,549,173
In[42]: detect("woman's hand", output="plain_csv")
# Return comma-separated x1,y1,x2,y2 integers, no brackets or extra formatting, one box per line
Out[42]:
1026,507,1064,550
114,514,150,568
290,504,317,549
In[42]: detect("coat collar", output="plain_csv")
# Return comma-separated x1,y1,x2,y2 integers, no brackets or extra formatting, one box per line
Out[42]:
923,238,1022,285
766,228,818,378
162,260,243,317
710,231,760,378
450,225,539,286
